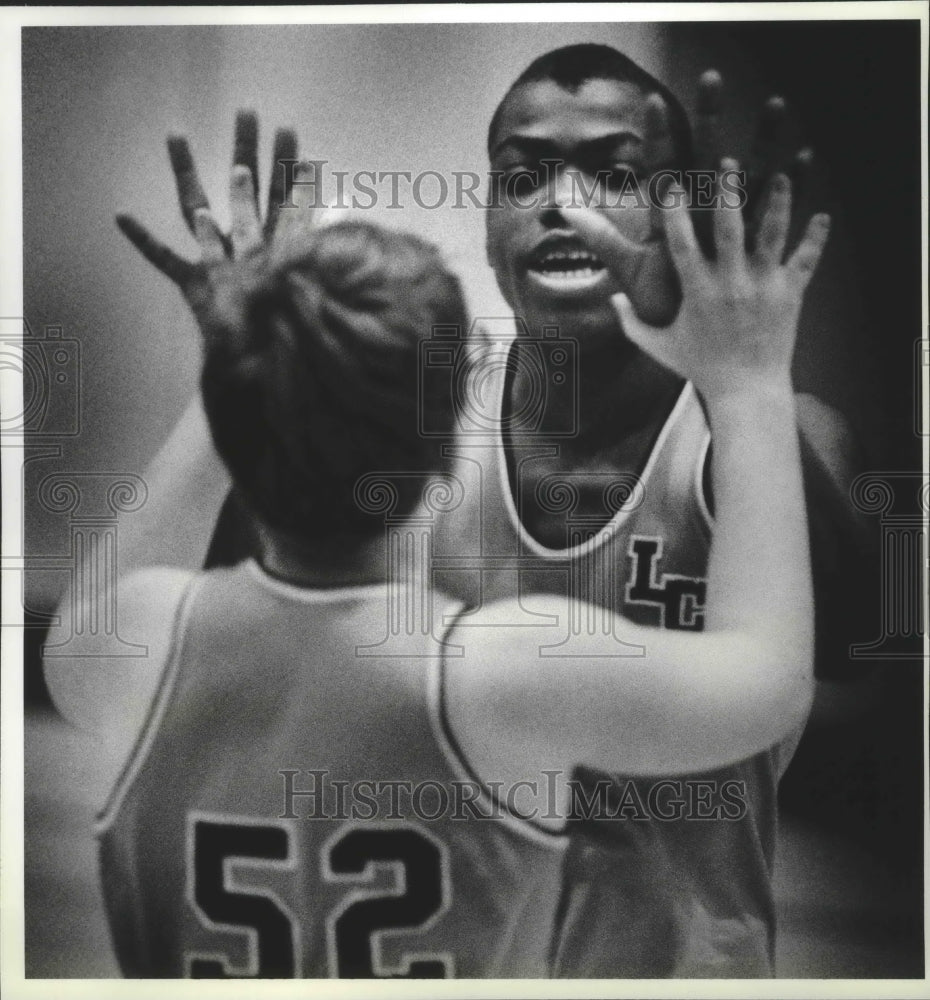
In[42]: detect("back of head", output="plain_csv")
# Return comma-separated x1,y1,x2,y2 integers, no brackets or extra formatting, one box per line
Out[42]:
201,221,465,543
488,42,692,168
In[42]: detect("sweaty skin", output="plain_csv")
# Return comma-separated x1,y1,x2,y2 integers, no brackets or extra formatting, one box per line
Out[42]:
486,79,689,547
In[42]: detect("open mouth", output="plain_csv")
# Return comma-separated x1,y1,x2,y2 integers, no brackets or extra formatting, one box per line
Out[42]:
527,242,608,293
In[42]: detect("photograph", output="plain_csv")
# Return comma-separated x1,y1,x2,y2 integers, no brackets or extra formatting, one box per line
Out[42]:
2,3,927,994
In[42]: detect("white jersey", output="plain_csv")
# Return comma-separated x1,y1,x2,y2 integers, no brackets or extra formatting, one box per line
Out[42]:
428,335,803,977
96,562,566,978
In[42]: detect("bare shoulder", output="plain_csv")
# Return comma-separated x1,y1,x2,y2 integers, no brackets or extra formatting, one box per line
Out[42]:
43,567,198,738
117,565,197,610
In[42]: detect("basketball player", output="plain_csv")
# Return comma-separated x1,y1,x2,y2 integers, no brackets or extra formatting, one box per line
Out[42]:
44,147,825,976
448,45,864,977
100,45,862,977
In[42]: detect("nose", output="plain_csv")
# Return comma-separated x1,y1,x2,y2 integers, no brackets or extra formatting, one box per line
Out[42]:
540,167,586,229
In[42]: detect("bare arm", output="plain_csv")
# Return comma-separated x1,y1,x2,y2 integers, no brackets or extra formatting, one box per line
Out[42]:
446,173,827,801
43,117,301,728
44,567,194,766
111,114,309,572
115,394,231,574
794,395,875,681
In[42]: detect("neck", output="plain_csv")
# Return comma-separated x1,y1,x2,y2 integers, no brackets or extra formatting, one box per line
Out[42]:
510,322,684,444
256,522,388,588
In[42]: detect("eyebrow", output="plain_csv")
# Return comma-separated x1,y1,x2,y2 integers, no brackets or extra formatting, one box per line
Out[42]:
490,131,643,160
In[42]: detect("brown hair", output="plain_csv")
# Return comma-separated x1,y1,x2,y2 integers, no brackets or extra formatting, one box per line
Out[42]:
200,221,466,540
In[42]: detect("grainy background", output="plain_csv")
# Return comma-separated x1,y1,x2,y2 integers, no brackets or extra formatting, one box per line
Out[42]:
21,19,925,978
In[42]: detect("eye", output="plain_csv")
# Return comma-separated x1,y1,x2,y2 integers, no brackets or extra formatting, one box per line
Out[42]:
497,165,541,203
603,165,640,192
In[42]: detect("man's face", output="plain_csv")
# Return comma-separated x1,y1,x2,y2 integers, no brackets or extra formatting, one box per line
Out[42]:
486,78,676,342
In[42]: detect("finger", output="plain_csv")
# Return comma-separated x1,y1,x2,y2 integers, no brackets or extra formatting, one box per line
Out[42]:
233,110,260,208
229,165,263,256
661,186,705,287
561,205,648,287
643,92,675,170
692,69,723,172
273,159,319,247
265,127,299,240
167,136,210,235
613,292,676,371
786,146,814,244
788,147,813,208
647,168,675,243
752,172,791,269
713,158,746,272
785,213,831,291
748,144,814,256
115,214,196,286
744,96,790,250
749,96,790,180
193,208,226,265
639,110,681,291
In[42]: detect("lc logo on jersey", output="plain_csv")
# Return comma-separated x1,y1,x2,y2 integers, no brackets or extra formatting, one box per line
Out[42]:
625,536,706,631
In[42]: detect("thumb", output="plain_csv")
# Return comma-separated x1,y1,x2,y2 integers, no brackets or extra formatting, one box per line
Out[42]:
613,292,655,348
115,214,196,288
613,293,678,371
562,206,647,286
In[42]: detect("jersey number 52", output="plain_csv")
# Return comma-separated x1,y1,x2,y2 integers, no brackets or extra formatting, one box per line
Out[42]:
186,816,451,978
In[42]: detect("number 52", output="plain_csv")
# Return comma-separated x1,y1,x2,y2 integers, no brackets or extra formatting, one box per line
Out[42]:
186,816,452,979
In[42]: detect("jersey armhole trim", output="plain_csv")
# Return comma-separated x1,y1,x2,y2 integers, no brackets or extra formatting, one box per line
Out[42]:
94,573,205,835
774,718,807,782
695,429,714,538
428,610,568,850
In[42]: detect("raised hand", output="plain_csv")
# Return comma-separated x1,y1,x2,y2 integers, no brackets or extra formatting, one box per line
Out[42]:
692,70,813,254
606,168,830,401
596,70,816,327
115,113,303,333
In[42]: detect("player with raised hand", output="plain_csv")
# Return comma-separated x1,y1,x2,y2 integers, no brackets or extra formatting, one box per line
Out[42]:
456,44,862,978
447,171,826,796
107,113,322,574
44,155,822,978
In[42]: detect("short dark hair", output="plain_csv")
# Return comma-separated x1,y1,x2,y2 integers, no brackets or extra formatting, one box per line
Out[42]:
487,43,692,168
200,222,466,541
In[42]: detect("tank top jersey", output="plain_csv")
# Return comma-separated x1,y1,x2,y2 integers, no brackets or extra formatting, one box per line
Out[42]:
96,562,566,978
429,334,804,978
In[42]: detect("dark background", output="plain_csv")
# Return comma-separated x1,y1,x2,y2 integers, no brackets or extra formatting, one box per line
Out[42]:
666,20,924,974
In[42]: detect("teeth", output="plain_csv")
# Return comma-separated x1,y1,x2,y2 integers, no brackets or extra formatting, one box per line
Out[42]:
542,267,598,279
533,246,605,279
540,250,600,265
